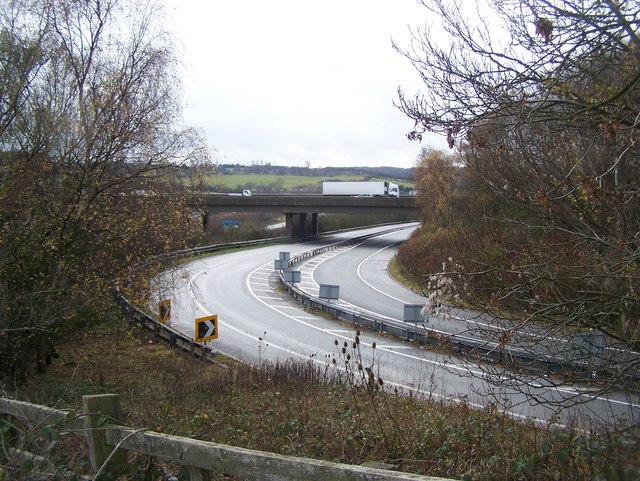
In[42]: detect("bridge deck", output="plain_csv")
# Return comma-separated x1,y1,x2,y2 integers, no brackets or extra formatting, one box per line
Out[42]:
198,194,417,214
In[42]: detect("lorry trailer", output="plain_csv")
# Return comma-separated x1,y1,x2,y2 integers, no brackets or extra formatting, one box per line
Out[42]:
321,181,400,197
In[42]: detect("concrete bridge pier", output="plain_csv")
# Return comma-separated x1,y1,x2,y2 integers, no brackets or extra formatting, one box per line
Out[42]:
298,213,307,238
285,213,295,239
285,212,319,240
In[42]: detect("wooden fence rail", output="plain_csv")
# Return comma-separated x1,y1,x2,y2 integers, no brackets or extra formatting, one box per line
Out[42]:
1,394,452,481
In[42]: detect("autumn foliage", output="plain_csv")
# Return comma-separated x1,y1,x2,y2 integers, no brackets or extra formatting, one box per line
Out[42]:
0,0,209,381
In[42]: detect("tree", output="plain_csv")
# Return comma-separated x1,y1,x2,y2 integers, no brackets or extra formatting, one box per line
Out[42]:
398,148,496,280
413,148,458,229
395,0,640,405
0,0,211,381
395,0,639,148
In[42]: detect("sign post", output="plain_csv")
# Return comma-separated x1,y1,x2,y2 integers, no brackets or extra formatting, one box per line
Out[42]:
319,284,340,301
195,314,218,342
158,299,171,324
279,251,291,261
283,270,301,284
403,304,427,324
274,259,288,269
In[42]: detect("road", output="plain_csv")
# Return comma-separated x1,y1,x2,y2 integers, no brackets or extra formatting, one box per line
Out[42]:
304,228,640,376
158,224,639,427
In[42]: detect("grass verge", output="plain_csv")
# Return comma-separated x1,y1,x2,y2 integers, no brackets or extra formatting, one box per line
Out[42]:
4,311,639,481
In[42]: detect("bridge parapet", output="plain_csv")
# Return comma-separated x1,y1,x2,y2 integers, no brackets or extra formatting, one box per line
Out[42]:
197,194,417,214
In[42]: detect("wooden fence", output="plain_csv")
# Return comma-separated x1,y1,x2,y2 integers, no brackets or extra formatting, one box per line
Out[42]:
0,394,452,481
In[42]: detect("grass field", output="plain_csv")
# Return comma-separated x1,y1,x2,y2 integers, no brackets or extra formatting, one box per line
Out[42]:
215,173,361,189
213,173,415,191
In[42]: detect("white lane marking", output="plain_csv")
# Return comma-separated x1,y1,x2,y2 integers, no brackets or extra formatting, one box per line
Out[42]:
377,345,416,350
306,247,357,290
356,241,409,303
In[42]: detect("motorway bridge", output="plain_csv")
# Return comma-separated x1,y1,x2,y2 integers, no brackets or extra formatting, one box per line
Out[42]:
196,194,419,238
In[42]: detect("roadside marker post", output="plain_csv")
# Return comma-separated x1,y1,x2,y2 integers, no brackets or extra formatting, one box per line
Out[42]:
195,315,218,342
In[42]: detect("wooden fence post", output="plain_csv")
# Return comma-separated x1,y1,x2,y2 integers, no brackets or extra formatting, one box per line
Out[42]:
189,466,211,481
83,394,128,478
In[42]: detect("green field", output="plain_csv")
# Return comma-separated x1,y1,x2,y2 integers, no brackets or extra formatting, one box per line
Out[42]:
213,173,414,191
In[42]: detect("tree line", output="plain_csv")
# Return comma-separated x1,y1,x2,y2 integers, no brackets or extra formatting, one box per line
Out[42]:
217,163,416,181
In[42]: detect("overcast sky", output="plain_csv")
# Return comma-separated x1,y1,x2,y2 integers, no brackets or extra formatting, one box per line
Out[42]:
163,0,449,169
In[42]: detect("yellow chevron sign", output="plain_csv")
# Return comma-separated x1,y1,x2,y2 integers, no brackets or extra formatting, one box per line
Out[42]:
158,299,171,324
195,314,218,342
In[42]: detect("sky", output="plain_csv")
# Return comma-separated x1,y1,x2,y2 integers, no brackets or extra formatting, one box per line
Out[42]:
163,0,449,169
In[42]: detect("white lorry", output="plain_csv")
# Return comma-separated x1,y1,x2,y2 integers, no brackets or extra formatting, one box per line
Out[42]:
321,181,400,197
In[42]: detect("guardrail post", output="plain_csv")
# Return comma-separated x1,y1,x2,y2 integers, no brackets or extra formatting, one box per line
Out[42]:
83,394,128,478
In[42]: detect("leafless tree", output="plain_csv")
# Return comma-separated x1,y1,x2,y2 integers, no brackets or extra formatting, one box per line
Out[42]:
395,0,639,147
0,0,212,381
395,0,640,407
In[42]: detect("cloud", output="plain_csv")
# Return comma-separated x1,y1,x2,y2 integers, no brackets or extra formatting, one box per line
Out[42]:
165,0,449,168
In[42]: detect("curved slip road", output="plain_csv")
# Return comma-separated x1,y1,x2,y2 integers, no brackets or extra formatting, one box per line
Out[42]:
158,224,639,427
